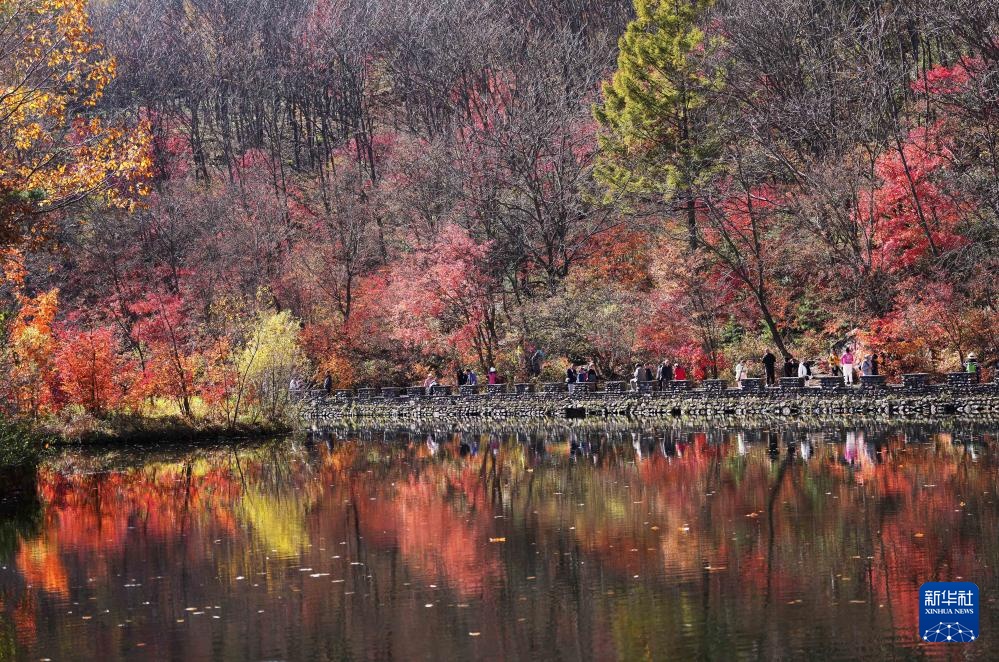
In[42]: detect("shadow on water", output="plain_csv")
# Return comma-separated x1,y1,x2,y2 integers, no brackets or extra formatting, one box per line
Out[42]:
0,421,996,660
0,468,41,562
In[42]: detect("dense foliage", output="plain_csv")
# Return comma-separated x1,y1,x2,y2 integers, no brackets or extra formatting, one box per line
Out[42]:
1,0,996,424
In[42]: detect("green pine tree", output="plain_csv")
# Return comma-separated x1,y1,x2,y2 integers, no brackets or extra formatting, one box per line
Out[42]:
594,0,722,249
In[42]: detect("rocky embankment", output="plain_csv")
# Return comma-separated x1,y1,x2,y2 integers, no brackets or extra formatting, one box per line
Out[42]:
301,383,999,425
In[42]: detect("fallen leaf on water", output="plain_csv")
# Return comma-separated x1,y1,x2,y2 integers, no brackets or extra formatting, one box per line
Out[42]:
469,632,481,637
489,537,506,543
914,532,925,538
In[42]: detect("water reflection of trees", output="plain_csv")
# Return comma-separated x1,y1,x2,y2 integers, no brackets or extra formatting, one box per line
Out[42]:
0,423,996,659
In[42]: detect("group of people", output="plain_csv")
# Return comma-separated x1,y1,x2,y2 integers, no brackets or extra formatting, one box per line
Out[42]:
567,361,691,388
423,366,501,393
318,346,984,396
566,363,598,383
750,347,880,386
456,367,479,387
631,361,688,387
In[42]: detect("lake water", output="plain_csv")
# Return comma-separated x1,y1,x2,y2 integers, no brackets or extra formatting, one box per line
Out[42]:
1,423,997,661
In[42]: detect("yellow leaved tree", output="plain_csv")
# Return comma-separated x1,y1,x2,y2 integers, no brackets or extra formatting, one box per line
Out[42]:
0,0,151,250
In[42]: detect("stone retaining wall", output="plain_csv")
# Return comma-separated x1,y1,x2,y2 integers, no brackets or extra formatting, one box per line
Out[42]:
301,383,999,425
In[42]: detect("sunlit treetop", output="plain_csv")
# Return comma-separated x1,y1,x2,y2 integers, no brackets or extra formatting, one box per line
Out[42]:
0,0,152,251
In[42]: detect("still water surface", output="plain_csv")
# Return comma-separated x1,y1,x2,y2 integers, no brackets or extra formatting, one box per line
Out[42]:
1,423,998,660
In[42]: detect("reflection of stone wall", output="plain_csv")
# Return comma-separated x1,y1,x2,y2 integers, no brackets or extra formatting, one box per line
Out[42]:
302,385,999,425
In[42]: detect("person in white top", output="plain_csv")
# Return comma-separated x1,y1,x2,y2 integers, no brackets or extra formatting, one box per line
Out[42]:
734,361,747,382
797,359,809,382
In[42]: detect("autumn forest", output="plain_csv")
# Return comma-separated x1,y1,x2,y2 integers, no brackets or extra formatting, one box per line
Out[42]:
2,0,998,429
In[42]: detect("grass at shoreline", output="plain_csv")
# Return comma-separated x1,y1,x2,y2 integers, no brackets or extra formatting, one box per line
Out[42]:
0,418,49,468
1,413,292,461
50,414,292,446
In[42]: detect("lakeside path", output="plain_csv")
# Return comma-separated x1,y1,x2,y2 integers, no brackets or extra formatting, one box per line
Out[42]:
301,379,999,425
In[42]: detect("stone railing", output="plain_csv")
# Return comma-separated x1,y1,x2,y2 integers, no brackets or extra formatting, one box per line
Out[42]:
902,373,931,390
307,372,997,402
702,379,727,393
947,372,978,387
302,374,999,425
815,376,841,391
860,375,888,390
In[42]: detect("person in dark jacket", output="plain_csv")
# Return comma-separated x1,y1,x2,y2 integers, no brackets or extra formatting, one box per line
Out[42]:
323,373,333,392
457,368,467,387
587,364,597,383
645,363,654,383
657,360,673,388
566,366,576,383
763,351,777,386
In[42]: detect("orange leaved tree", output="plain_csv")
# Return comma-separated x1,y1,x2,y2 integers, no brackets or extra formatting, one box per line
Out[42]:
0,0,151,251
55,326,123,415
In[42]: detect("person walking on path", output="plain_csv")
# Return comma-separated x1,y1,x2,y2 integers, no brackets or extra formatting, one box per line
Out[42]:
841,348,856,385
797,359,809,382
632,363,645,389
762,351,777,386
323,373,333,392
871,353,879,376
734,360,747,383
466,368,478,386
966,353,980,381
828,350,840,376
658,360,673,388
530,347,545,376
587,363,597,383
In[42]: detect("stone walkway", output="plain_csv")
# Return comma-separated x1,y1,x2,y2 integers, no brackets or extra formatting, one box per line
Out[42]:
300,377,999,424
